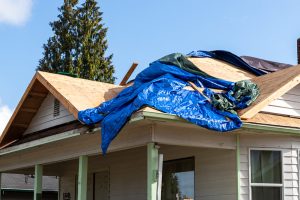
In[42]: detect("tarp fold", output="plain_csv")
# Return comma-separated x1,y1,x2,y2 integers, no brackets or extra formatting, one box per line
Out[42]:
79,51,260,153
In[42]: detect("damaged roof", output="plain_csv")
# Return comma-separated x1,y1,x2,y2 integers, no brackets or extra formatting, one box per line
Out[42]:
1,56,300,147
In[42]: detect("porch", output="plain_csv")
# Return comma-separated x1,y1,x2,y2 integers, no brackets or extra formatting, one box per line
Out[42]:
0,116,239,200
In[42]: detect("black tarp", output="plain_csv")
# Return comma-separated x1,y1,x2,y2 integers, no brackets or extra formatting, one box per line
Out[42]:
241,56,292,73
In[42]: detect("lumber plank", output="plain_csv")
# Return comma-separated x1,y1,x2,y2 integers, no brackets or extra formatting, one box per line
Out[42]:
245,113,300,129
239,65,300,119
189,57,255,82
120,62,138,86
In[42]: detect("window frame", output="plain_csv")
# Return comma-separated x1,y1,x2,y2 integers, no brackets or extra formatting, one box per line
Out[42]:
248,148,284,200
162,156,195,200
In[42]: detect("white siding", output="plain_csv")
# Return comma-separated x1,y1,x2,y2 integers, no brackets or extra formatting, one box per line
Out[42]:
262,84,300,117
59,147,147,200
59,146,236,200
60,175,76,199
239,134,299,200
24,93,75,135
160,146,237,200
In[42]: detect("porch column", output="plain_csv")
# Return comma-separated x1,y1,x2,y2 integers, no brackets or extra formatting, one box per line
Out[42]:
34,164,43,200
236,134,241,200
77,155,88,200
147,143,158,200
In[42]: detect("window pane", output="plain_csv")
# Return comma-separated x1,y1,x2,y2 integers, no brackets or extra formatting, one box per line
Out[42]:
162,157,194,200
252,187,282,200
251,150,282,183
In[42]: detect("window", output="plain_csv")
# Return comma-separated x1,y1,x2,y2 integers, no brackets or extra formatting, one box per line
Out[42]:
162,157,194,200
250,150,283,200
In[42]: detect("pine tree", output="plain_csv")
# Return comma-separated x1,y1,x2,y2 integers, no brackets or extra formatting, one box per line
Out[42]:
37,0,78,73
37,0,115,83
74,0,115,83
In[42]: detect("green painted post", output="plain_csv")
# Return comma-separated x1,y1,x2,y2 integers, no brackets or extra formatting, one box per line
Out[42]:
147,143,158,200
77,155,88,200
34,164,43,200
236,134,241,200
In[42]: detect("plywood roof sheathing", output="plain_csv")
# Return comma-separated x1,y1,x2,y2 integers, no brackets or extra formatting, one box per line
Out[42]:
239,65,300,119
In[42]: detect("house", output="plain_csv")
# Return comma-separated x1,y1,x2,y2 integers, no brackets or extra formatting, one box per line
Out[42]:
1,174,58,199
0,48,300,200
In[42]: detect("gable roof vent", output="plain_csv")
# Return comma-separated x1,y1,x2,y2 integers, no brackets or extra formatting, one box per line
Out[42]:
53,98,60,117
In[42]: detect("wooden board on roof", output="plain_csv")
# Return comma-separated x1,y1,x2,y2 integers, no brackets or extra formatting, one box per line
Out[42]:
239,64,300,119
3,61,300,148
37,71,124,117
188,57,255,82
0,71,124,147
244,113,300,129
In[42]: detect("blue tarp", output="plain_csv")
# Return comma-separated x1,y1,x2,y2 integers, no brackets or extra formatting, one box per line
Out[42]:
78,51,259,153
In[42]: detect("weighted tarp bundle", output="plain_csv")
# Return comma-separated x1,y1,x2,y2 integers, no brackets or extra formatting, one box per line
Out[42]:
78,51,260,153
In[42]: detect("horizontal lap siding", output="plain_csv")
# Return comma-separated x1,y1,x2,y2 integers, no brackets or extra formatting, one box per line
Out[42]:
240,147,249,200
240,134,299,200
262,85,300,117
59,147,147,200
283,149,299,200
160,146,237,200
24,94,75,135
59,146,237,200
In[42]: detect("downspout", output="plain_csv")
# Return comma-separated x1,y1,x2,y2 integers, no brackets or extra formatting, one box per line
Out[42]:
236,134,241,200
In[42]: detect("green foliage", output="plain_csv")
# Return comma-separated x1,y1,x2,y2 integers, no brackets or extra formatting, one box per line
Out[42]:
37,0,115,83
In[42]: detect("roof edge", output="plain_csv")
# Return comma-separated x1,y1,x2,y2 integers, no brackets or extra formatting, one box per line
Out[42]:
0,71,81,147
239,64,300,119
136,110,300,135
36,71,79,119
0,73,39,144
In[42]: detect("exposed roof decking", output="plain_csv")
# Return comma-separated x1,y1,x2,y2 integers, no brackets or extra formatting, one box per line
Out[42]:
2,58,300,148
189,57,255,81
0,71,124,146
37,71,124,117
239,64,300,119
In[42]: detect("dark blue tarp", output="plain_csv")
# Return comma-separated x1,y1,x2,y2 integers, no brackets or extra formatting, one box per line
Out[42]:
188,50,267,76
78,51,259,153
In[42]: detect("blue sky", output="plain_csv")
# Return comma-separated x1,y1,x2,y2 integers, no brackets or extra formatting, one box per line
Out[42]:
0,0,300,131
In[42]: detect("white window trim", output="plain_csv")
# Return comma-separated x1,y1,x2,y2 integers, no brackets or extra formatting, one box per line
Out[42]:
248,148,284,200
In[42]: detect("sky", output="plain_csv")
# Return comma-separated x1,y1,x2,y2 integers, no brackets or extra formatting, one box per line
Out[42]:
0,0,300,132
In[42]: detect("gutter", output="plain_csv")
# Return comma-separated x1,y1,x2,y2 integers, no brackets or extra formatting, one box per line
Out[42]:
1,110,299,156
0,127,88,156
242,123,300,135
133,111,300,135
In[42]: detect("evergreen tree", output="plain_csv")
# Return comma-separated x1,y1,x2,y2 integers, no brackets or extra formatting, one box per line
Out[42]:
37,0,115,83
74,0,115,83
37,0,78,73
